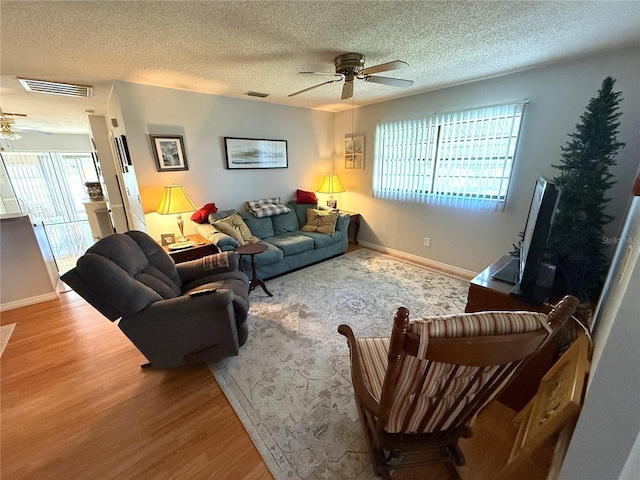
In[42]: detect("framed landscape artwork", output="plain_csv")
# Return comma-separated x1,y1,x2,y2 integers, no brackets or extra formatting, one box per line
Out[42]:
225,137,288,169
345,134,364,169
150,135,189,172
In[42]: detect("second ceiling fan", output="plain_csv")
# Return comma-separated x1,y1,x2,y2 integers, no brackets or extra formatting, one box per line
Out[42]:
289,53,414,100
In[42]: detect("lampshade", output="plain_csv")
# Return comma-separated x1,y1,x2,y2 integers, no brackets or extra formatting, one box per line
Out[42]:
156,184,196,215
317,174,345,194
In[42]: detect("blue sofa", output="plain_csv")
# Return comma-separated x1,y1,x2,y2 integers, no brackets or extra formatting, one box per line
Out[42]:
195,200,350,279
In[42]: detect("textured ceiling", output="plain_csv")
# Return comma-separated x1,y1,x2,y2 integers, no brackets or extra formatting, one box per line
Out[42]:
1,0,639,134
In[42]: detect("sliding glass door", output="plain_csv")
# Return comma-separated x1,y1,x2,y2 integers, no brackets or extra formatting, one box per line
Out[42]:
1,151,98,273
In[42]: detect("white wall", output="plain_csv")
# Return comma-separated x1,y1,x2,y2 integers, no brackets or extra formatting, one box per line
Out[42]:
0,214,58,310
110,81,334,241
0,131,91,153
333,46,640,273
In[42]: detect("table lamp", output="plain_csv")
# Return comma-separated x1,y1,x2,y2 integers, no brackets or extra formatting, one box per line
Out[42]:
156,184,196,245
317,174,345,209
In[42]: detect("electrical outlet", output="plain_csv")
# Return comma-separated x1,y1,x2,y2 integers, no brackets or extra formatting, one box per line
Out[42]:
423,237,431,247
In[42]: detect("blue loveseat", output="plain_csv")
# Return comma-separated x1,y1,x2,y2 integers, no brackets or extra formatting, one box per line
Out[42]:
195,200,350,279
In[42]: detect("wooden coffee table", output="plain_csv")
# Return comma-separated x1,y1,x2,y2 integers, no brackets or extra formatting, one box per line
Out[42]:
235,243,273,297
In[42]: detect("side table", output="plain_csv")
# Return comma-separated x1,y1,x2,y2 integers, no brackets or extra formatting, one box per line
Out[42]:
163,234,218,264
236,243,273,297
341,211,361,244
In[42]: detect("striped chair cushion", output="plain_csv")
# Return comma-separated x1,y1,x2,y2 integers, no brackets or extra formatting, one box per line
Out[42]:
356,337,390,402
357,311,549,434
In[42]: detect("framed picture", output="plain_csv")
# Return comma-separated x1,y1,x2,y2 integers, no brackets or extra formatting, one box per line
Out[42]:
160,233,176,246
150,135,188,172
224,137,288,169
345,134,364,169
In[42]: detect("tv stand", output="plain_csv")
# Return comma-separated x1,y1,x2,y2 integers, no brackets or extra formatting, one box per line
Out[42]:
466,256,546,313
466,256,564,411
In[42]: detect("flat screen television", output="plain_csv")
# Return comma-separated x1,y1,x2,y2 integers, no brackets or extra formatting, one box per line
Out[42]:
493,176,560,304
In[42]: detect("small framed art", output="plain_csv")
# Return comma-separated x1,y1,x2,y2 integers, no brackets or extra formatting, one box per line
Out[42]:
224,137,288,169
160,233,176,246
150,135,189,172
345,134,364,169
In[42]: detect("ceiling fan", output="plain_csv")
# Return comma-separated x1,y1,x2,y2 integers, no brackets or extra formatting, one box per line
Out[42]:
0,108,47,140
289,53,414,100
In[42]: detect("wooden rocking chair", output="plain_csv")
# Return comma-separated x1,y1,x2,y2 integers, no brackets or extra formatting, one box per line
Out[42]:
338,295,579,479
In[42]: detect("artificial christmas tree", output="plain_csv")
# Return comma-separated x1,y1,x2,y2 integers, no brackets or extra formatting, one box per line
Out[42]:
546,76,624,303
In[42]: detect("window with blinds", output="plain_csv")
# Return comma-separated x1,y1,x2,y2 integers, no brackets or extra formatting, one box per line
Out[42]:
373,102,526,209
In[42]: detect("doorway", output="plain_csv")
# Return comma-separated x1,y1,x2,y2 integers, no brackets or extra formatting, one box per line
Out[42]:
1,151,99,274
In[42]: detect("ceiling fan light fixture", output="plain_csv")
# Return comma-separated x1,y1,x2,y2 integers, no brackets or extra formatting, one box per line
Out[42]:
18,78,93,98
0,120,22,140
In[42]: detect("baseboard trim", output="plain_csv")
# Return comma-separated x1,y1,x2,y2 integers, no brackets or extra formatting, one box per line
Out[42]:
357,241,477,280
0,292,60,312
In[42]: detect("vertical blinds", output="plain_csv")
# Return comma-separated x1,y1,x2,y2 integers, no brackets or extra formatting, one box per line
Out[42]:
373,102,526,210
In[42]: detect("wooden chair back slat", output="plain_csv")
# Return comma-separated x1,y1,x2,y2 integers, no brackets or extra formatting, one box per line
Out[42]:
450,363,516,428
403,329,549,365
401,360,435,433
416,364,462,433
431,367,484,433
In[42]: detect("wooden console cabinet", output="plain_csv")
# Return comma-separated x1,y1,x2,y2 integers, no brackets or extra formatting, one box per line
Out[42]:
466,255,548,314
466,256,564,412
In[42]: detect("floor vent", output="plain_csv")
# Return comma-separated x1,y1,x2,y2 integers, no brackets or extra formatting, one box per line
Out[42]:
18,78,93,98
246,91,269,98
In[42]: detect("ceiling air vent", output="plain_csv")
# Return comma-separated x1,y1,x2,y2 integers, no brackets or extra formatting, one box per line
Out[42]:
18,78,93,98
246,91,269,98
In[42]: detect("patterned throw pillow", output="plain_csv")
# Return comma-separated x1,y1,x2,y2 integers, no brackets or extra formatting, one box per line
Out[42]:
247,197,291,218
301,209,339,236
213,213,259,245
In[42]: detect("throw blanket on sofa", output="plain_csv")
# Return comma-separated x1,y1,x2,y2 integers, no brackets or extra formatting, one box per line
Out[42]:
247,197,291,218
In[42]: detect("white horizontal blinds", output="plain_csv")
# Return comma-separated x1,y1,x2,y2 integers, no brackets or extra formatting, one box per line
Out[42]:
374,102,525,208
373,118,436,201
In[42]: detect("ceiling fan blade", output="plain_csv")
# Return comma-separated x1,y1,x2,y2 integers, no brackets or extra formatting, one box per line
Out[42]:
361,60,408,76
341,81,354,100
299,71,342,76
13,125,51,134
365,76,414,88
288,78,342,97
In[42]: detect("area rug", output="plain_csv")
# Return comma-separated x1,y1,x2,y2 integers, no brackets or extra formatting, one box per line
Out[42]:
1,323,16,356
208,249,470,479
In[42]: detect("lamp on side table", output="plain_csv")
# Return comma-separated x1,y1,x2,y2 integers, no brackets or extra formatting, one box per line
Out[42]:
317,174,345,209
156,184,197,247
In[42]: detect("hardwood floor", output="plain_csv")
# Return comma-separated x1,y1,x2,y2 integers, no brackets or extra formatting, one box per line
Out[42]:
1,293,271,480
1,278,551,480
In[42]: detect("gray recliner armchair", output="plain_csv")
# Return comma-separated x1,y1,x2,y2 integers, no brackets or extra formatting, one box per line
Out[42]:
61,230,250,368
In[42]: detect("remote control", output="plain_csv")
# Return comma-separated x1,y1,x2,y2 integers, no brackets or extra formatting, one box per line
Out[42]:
188,288,217,297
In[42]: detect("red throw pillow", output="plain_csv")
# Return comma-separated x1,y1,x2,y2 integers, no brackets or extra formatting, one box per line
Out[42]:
190,203,218,223
296,189,318,204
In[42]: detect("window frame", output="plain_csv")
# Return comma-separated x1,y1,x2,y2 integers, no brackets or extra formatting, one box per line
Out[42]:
373,102,527,209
